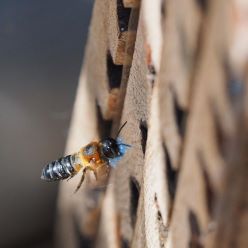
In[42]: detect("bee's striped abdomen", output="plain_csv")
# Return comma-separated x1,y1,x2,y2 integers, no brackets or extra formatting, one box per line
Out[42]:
41,155,76,181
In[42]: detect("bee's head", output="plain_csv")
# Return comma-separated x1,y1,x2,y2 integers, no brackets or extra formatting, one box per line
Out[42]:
100,138,120,159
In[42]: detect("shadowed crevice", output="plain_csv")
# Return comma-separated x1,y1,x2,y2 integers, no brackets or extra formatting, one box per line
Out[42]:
197,151,215,219
117,0,131,32
130,176,140,227
162,142,178,201
171,89,188,137
107,52,123,89
188,210,203,248
195,0,208,13
139,120,148,156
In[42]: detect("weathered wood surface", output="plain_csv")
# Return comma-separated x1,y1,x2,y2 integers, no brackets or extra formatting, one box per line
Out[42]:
55,0,248,247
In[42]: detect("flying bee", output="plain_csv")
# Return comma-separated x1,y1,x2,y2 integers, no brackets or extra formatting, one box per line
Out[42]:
41,122,130,192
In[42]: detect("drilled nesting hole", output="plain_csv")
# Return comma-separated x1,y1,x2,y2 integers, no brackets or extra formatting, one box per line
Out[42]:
188,210,203,248
211,103,227,159
195,0,208,13
161,0,166,19
162,142,178,201
74,217,94,248
130,176,140,227
172,90,187,137
139,120,148,156
117,0,131,32
121,238,129,248
197,151,215,219
107,52,123,89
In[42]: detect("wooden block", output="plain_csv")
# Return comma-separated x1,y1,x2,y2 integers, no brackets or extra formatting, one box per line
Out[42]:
107,0,131,65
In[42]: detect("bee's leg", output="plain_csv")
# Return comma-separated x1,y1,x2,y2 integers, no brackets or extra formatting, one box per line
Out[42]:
66,172,76,182
92,168,98,180
88,160,98,180
74,167,87,193
66,176,73,182
94,170,98,180
88,166,98,180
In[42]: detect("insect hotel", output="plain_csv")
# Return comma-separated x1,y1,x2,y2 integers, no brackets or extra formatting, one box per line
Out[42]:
51,0,248,247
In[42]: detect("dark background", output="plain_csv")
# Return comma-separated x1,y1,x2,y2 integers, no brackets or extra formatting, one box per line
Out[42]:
0,0,93,247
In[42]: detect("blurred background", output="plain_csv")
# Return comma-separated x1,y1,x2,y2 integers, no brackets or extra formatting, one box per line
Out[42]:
0,0,93,247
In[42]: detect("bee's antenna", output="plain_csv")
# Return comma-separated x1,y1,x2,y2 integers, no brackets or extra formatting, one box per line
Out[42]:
116,121,128,138
120,143,131,147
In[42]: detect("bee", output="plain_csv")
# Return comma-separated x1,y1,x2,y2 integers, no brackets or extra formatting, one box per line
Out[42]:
41,122,130,192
